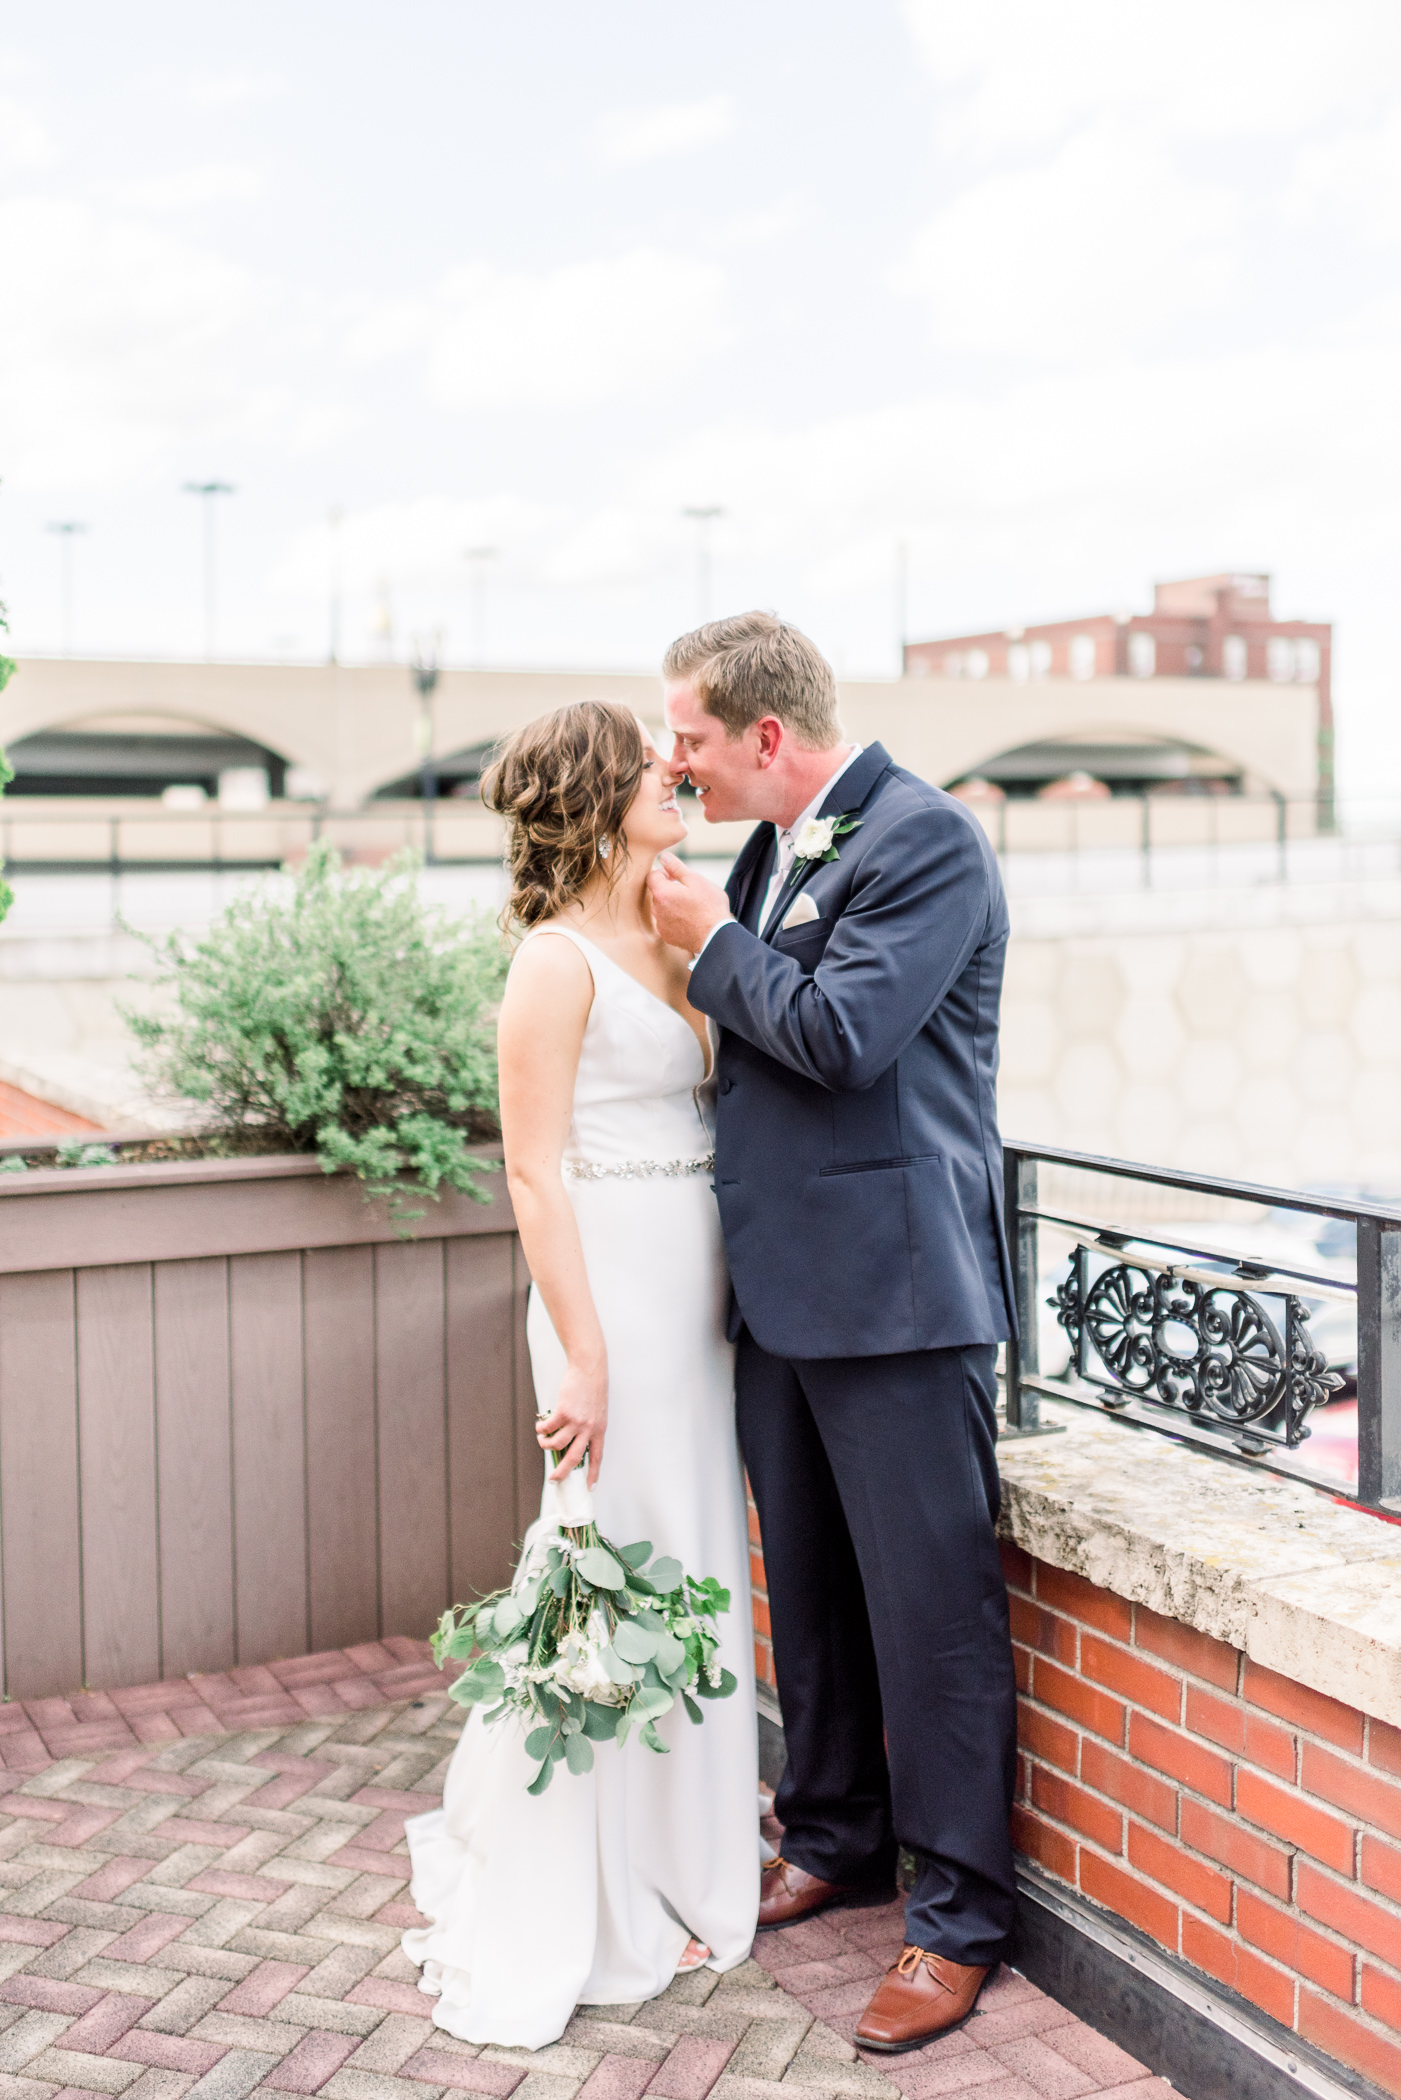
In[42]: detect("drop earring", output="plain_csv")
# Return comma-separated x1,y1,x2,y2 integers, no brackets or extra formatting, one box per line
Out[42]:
598,835,611,860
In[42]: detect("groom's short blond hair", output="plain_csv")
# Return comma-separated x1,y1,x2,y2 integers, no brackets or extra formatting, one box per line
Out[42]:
663,611,842,750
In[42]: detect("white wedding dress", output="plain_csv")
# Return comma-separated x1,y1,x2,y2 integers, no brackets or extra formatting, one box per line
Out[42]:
402,926,759,2048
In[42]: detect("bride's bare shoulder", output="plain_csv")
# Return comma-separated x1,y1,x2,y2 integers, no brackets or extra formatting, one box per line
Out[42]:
503,923,594,1002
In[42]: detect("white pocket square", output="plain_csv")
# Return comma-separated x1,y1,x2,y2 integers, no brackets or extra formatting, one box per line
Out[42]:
781,892,822,930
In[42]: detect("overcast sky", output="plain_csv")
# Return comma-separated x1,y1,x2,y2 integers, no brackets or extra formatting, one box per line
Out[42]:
3,1,1401,797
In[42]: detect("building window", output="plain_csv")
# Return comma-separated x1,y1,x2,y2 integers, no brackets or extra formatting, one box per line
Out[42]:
1029,639,1052,680
1267,637,1295,682
1069,634,1096,680
965,647,990,679
1294,636,1321,682
1008,643,1030,682
1128,632,1156,678
1222,634,1247,681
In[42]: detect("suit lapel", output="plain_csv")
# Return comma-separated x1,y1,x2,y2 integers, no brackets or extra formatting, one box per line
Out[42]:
731,827,776,935
759,743,893,945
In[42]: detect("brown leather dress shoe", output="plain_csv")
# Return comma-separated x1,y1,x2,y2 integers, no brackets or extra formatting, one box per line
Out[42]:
854,1946,992,2052
757,1856,854,1930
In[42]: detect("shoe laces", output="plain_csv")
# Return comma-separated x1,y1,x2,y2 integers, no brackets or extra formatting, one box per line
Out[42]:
895,1945,951,1992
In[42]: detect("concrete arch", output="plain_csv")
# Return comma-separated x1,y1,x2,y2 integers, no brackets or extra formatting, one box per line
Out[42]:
2,659,1321,814
834,678,1320,807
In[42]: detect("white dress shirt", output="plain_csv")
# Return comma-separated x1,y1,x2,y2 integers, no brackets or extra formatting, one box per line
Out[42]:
756,744,864,936
693,744,864,962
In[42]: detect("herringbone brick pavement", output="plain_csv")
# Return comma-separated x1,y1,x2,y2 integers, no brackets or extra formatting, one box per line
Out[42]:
0,1665,1159,2100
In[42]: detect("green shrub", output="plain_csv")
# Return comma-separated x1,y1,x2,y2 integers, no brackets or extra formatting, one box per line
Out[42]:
125,842,508,1221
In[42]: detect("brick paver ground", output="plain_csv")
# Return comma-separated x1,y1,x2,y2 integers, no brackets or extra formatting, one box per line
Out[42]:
0,1654,1168,2100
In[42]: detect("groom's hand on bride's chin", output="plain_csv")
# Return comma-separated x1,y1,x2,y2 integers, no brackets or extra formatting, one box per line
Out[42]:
648,853,731,955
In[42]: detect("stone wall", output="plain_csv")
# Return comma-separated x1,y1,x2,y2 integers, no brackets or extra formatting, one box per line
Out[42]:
999,875,1401,1191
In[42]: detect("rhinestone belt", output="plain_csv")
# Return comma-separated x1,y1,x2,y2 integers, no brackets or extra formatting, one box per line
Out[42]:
564,1152,715,1183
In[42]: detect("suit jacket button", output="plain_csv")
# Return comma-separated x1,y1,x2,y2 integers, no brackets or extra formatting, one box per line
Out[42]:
719,1077,734,1094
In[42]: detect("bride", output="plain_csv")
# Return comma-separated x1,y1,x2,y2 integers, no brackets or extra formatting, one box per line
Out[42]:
402,700,759,2048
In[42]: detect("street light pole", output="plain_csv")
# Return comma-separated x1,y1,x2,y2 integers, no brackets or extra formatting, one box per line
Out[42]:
182,481,235,660
895,539,909,675
45,522,87,656
411,632,442,865
462,547,499,668
328,505,344,665
682,506,724,625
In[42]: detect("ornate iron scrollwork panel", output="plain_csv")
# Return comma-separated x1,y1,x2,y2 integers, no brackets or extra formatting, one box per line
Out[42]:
1052,1246,1341,1447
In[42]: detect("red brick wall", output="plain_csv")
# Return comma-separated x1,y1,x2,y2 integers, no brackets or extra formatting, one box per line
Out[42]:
1003,1542,1401,2096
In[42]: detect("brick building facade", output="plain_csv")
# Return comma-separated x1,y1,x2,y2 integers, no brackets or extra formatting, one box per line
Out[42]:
904,575,1334,806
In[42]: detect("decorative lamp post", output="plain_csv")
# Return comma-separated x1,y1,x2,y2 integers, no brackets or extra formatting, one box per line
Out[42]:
411,632,443,864
45,522,87,657
182,481,236,660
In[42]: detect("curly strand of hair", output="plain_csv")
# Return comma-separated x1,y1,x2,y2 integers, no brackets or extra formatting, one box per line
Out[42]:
479,700,646,934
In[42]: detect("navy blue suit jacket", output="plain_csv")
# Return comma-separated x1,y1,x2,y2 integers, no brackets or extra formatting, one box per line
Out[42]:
688,742,1016,1360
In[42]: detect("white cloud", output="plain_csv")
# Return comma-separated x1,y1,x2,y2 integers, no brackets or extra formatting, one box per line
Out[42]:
902,0,1401,154
897,126,1238,357
181,67,289,108
0,90,55,174
711,193,806,249
114,164,263,212
0,194,267,487
270,494,559,599
592,94,738,166
1289,105,1401,246
348,248,731,411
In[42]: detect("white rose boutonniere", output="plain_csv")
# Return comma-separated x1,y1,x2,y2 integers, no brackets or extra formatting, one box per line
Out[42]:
788,810,863,886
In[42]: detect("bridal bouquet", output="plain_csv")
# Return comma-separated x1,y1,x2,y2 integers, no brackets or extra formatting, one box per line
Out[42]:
431,1462,736,1795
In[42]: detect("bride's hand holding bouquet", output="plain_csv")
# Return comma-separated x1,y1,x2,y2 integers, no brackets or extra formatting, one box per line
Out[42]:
432,1415,737,1794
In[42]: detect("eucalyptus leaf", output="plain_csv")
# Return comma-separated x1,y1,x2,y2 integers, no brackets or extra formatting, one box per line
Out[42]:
654,1631,686,1677
648,1557,683,1593
612,1620,658,1664
600,1646,639,1685
525,1726,554,1760
681,1692,703,1725
582,1700,619,1741
492,1596,523,1640
640,1720,668,1754
619,1541,652,1568
565,1732,595,1775
636,1682,673,1718
576,1547,627,1589
527,1760,553,1795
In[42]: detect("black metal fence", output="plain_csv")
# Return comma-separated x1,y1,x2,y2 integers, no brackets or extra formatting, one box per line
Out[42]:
1002,1142,1401,1514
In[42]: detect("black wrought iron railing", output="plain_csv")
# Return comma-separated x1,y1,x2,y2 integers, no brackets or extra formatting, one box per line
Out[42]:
1002,1142,1401,1514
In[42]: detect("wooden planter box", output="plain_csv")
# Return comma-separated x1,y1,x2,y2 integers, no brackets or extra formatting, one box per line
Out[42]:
0,1152,537,1700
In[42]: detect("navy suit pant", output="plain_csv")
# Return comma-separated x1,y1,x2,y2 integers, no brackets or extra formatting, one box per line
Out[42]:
736,1331,1018,1966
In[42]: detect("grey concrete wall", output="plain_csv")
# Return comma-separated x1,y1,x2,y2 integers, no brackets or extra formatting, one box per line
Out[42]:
1000,876,1401,1191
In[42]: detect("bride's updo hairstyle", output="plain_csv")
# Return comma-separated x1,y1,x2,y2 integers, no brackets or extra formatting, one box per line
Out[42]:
480,700,646,929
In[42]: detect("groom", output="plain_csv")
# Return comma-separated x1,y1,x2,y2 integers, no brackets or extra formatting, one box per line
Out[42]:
647,611,1019,2052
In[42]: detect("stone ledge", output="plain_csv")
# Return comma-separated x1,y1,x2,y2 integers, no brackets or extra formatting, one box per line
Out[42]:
997,1400,1401,1728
